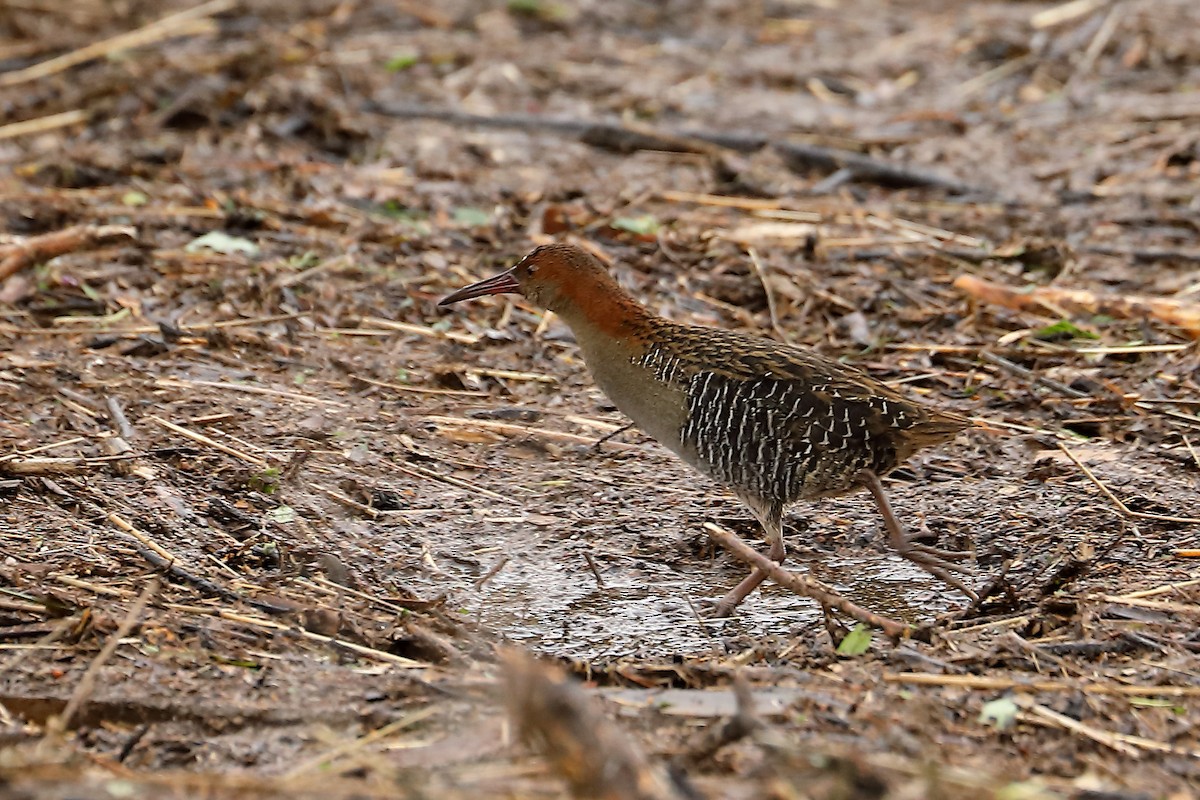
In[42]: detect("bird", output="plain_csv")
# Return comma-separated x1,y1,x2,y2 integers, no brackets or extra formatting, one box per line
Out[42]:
439,242,976,616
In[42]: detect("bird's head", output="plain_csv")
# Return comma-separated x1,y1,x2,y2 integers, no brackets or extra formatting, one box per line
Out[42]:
438,243,616,316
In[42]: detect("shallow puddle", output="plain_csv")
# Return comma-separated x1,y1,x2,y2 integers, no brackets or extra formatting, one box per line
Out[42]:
470,540,956,660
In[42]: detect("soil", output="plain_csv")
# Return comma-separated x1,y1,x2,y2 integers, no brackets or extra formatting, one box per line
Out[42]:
1,1,1199,798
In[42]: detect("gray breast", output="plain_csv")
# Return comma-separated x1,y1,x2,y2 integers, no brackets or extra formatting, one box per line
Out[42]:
581,339,689,454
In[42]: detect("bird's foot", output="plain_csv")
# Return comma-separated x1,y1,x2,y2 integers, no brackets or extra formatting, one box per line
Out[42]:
896,539,979,602
707,602,737,619
697,595,741,619
901,539,974,570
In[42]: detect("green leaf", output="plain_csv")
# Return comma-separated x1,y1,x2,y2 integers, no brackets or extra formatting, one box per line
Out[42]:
185,231,260,257
835,624,872,656
611,214,660,235
1128,697,1184,713
1129,696,1174,707
507,0,568,19
249,467,280,494
376,202,430,233
385,49,420,71
122,191,148,207
104,781,138,799
979,696,1019,730
995,781,1056,800
453,207,492,226
1033,318,1099,341
287,250,320,270
268,504,295,523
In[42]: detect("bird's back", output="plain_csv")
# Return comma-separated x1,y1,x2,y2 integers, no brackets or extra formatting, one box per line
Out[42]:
630,321,967,506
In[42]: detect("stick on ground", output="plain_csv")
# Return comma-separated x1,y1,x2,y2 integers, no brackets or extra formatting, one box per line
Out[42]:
502,651,693,800
703,522,911,639
57,578,159,731
0,225,135,282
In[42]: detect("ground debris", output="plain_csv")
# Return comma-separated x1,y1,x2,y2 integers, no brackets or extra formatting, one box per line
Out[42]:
1,0,1198,797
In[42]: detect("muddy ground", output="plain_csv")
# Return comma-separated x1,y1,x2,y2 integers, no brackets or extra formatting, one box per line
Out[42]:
1,0,1199,797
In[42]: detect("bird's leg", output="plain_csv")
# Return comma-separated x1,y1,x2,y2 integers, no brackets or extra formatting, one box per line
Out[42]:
710,509,785,618
859,470,979,602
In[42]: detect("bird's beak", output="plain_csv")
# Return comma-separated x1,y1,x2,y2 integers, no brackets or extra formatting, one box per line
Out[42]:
438,268,520,306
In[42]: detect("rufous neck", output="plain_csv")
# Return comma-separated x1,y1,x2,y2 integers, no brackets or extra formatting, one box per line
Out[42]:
551,276,655,346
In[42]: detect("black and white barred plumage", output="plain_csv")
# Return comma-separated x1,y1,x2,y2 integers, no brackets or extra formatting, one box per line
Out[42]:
633,322,966,515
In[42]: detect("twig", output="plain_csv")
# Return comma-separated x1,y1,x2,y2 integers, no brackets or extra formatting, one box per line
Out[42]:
105,509,292,615
582,551,605,588
676,673,760,767
351,375,488,398
1112,577,1200,600
1004,632,1084,677
0,225,135,282
658,190,817,211
385,458,509,502
590,421,635,451
955,273,1200,338
155,378,348,408
0,619,73,678
285,707,439,777
1100,596,1200,616
1082,244,1200,264
365,103,983,194
1020,695,1197,759
53,575,134,599
424,415,642,452
954,54,1037,100
978,351,1089,399
0,0,233,88
0,311,309,338
883,672,1200,696
5,438,88,457
315,486,379,519
303,576,424,616
501,650,690,800
106,512,179,565
166,604,428,668
149,415,269,467
461,367,558,384
57,578,159,731
360,315,480,344
944,614,1030,635
1177,433,1200,469
1070,1,1125,83
0,457,86,476
274,254,350,289
703,522,910,639
474,556,509,590
1057,442,1200,524
1031,0,1112,28
747,247,788,342
105,397,137,441
0,110,89,141
1015,696,1139,757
